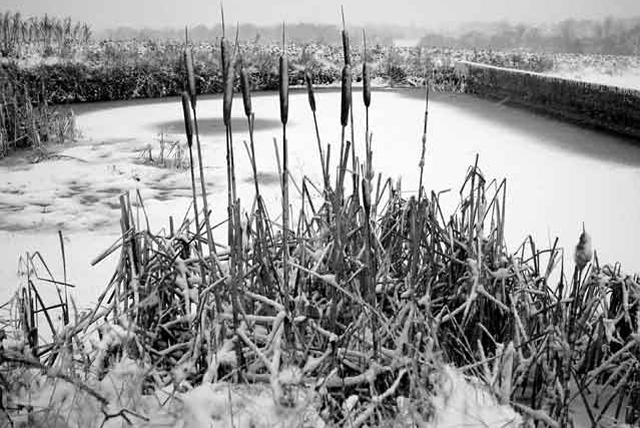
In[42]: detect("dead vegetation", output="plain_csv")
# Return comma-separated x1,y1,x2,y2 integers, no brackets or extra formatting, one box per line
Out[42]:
0,67,77,159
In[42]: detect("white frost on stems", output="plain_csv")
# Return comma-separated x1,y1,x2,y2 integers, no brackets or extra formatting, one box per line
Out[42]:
99,357,145,410
175,257,193,316
202,338,237,384
91,321,135,372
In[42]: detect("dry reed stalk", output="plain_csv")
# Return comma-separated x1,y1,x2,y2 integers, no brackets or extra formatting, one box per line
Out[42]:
361,32,373,189
183,55,215,249
239,59,261,219
418,75,429,203
183,32,223,322
57,230,69,325
279,22,291,298
340,8,357,195
338,64,352,202
358,28,378,357
0,103,6,157
224,22,240,205
362,30,371,170
239,61,273,294
180,91,203,260
305,70,327,187
223,81,237,209
219,13,244,377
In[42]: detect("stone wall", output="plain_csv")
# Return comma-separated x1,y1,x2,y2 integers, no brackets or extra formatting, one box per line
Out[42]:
458,60,640,140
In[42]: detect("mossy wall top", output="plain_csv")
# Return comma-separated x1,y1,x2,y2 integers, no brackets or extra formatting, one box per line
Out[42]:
459,61,640,141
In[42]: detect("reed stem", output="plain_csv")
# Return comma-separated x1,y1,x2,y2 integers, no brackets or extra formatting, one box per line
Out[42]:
280,23,290,299
418,75,429,203
305,71,328,188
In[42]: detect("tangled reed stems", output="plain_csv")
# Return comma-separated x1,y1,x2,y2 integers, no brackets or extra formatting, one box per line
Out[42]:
0,69,77,158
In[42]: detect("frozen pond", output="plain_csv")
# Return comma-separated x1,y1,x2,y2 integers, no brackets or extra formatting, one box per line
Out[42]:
1,88,640,306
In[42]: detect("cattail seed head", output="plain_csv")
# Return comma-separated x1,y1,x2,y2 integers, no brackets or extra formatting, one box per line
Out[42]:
240,66,252,118
574,230,593,270
279,53,289,125
362,178,371,214
342,30,350,66
340,65,352,127
181,92,193,147
221,38,231,79
305,70,316,112
223,58,235,126
362,30,371,107
363,61,371,108
183,50,197,108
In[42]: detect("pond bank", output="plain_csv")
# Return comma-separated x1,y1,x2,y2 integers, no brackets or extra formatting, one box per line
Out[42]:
459,60,640,141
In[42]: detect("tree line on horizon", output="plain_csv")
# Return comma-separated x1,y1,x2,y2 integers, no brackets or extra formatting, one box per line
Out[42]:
420,17,640,55
99,16,640,55
3,10,640,56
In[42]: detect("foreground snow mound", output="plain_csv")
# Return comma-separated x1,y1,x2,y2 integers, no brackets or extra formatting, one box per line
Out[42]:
5,356,525,428
427,366,522,428
147,382,325,428
7,357,152,428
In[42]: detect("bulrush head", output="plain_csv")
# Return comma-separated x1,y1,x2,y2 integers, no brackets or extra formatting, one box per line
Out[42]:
221,37,231,79
222,27,237,127
223,59,235,126
183,49,197,109
362,30,371,108
305,70,316,113
181,91,193,147
340,65,352,127
240,64,252,119
574,226,593,270
339,7,352,127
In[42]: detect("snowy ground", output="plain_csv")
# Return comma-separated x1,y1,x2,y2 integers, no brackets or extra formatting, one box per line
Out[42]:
547,65,640,90
7,356,527,428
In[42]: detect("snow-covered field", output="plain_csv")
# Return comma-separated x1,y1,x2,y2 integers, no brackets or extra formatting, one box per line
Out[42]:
548,68,640,90
547,56,640,90
2,88,640,307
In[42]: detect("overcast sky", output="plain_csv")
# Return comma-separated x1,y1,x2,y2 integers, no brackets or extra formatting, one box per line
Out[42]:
4,0,640,30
